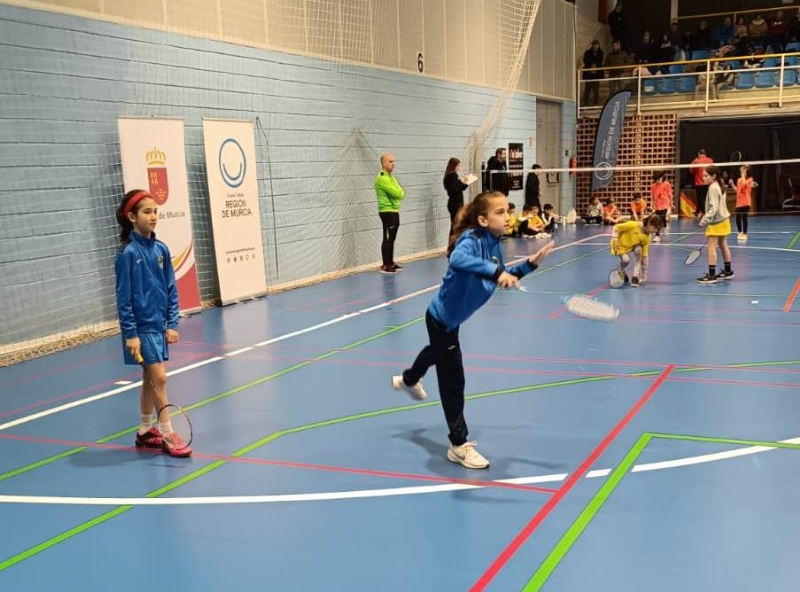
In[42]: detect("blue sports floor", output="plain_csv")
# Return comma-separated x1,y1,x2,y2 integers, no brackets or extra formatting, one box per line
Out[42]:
1,217,800,591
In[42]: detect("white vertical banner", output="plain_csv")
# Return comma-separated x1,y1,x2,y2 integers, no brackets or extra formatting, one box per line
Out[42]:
117,117,202,313
202,119,267,304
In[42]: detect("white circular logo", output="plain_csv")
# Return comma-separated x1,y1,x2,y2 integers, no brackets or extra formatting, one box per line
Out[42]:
596,161,613,182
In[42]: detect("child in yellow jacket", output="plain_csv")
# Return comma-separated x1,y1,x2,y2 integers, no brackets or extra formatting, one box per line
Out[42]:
610,214,663,287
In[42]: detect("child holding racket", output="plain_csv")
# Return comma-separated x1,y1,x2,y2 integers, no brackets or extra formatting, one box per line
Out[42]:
697,165,734,284
115,189,192,458
610,214,664,288
392,191,554,469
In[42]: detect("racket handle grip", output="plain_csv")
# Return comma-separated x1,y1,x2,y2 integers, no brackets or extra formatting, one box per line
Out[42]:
135,353,144,365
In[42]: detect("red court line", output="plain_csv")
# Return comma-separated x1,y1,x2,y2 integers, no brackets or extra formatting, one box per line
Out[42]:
469,364,675,592
549,283,608,319
0,433,557,495
784,277,800,312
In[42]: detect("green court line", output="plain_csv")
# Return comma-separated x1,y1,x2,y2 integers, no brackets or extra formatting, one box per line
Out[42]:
0,317,424,485
788,231,800,249
648,432,800,450
521,430,800,590
3,350,799,571
522,432,653,591
0,373,631,571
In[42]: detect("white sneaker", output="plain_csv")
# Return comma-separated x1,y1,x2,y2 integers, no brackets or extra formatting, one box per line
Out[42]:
447,441,490,469
652,235,661,243
391,375,427,400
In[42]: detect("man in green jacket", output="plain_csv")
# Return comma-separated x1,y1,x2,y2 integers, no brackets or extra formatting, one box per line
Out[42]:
375,153,405,273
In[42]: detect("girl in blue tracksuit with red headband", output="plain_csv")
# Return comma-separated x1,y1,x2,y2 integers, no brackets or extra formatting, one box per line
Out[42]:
392,191,554,469
115,189,192,458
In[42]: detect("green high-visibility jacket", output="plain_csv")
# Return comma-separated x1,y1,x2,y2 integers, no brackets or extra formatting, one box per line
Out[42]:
375,170,405,213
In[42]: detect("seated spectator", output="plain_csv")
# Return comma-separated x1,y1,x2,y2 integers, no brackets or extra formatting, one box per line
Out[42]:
583,197,603,224
603,198,624,225
744,47,765,69
504,202,519,238
693,64,718,101
541,204,558,234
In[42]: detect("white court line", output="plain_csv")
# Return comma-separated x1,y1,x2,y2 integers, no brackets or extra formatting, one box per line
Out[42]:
226,347,254,357
2,435,798,506
0,235,600,433
0,357,224,432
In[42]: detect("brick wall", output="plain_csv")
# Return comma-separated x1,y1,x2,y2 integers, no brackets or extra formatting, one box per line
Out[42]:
575,113,678,215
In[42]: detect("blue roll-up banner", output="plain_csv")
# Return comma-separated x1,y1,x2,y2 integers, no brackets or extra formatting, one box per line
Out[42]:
591,90,631,193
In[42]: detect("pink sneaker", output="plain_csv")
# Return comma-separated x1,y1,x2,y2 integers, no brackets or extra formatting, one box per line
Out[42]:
162,432,193,458
135,428,163,450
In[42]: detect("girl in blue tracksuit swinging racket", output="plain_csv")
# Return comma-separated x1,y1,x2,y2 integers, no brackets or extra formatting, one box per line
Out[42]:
392,191,554,469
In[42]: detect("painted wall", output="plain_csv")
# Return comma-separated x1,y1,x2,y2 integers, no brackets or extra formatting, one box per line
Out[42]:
0,3,550,348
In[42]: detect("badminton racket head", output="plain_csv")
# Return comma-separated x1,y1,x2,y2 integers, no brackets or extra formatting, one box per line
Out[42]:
609,268,625,288
684,248,702,266
158,404,194,448
563,295,620,322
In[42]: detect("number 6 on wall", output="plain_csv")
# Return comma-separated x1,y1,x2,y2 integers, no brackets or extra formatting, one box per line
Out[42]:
417,52,424,73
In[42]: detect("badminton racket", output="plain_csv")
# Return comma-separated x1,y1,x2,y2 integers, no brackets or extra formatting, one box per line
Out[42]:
517,286,620,321
609,267,626,288
682,227,706,265
135,353,194,451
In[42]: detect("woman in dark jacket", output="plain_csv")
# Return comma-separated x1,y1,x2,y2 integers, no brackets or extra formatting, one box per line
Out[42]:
443,157,469,236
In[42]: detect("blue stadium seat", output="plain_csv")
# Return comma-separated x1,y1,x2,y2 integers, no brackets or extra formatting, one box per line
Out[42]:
678,76,696,93
735,71,756,89
756,71,777,88
658,77,678,93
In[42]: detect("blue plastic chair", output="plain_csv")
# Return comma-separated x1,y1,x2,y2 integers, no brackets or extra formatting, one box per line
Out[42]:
678,76,697,93
658,77,678,93
735,71,756,89
756,71,777,88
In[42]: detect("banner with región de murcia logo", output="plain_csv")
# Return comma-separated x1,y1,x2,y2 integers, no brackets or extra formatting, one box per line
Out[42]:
117,117,202,313
202,119,267,304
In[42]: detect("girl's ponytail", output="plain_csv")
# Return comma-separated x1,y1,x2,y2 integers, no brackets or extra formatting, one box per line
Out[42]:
446,191,503,256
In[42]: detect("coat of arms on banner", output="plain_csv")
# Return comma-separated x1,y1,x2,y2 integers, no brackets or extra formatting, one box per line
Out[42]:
146,147,169,205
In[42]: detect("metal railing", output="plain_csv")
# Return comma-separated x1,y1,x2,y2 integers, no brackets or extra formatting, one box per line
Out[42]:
578,51,800,114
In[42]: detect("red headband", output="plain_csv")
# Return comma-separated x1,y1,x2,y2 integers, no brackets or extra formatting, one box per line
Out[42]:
123,191,153,217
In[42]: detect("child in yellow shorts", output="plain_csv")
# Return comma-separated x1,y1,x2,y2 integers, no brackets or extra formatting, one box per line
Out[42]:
610,214,664,288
